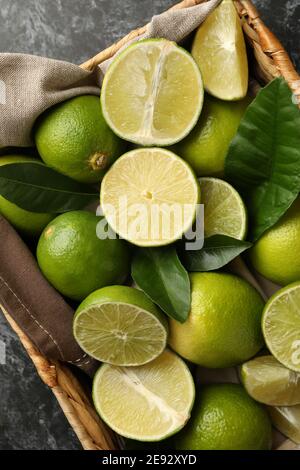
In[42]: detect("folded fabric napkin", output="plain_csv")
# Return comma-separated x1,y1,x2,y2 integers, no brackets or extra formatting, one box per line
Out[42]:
0,0,222,148
0,54,100,148
0,216,97,375
0,0,221,374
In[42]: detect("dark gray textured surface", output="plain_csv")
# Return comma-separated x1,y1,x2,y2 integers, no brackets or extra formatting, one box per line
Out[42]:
0,0,299,451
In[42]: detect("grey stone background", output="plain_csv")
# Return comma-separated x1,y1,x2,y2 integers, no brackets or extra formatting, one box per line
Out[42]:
0,0,299,450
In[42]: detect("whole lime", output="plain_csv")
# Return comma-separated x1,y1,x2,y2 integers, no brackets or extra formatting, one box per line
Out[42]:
175,384,272,450
174,95,250,177
35,95,126,184
250,198,300,286
37,211,130,301
169,272,264,368
0,155,53,236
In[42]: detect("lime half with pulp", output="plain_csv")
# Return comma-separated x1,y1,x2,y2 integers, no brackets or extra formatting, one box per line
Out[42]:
199,177,247,240
101,39,204,146
269,404,300,445
101,148,200,247
73,286,168,366
241,355,300,406
92,350,195,441
262,282,300,373
192,0,248,100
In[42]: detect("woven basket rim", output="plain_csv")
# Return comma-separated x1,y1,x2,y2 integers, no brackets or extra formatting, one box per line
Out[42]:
1,0,300,452
80,0,300,103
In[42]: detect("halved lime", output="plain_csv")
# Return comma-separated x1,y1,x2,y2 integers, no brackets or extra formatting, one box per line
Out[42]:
101,148,200,247
269,405,300,444
241,355,300,406
101,39,204,146
92,350,195,441
262,282,300,373
192,0,248,100
73,286,168,366
199,177,247,239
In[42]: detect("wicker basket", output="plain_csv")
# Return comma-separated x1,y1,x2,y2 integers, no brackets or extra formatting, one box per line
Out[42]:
2,0,300,451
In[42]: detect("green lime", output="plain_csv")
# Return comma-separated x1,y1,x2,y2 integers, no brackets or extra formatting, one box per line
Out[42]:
92,350,195,441
250,198,300,286
100,148,200,247
74,285,168,366
175,384,272,450
262,282,300,373
199,177,247,239
241,355,300,406
36,211,130,301
101,39,204,146
0,155,53,236
169,272,264,368
192,0,248,101
35,95,125,184
175,95,250,176
269,404,300,444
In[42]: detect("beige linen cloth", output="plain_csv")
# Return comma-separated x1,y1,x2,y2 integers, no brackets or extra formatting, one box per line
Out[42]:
0,0,221,148
0,0,221,374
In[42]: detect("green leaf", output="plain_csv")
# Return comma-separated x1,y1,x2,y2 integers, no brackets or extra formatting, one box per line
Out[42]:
132,247,190,323
182,235,252,271
0,162,98,213
225,77,300,241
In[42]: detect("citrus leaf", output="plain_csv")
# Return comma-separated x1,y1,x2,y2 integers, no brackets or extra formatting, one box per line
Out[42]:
0,162,98,213
132,247,190,323
182,235,252,271
225,78,300,241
